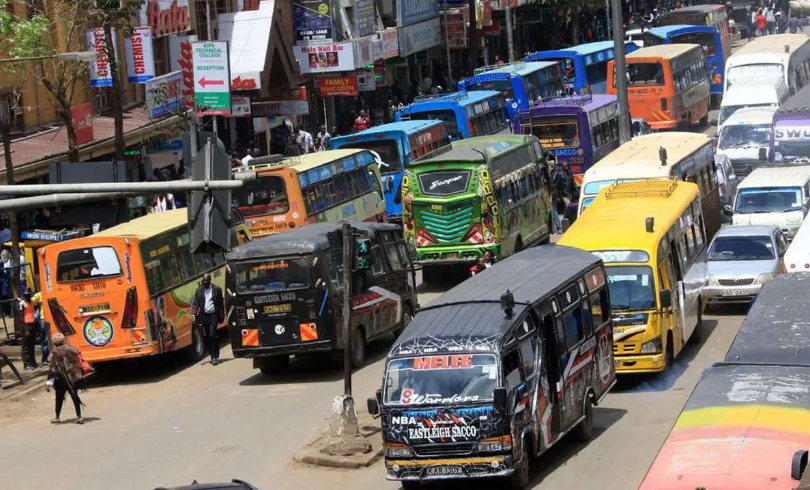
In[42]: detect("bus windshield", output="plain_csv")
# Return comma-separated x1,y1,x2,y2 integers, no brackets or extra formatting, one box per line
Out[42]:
528,117,580,149
671,32,717,57
234,258,311,293
383,353,498,406
232,176,289,216
411,110,459,139
718,124,771,149
56,246,122,282
735,187,804,213
466,80,513,99
727,64,783,87
605,265,656,311
342,140,402,174
708,236,775,261
718,104,774,126
547,57,576,85
626,63,664,86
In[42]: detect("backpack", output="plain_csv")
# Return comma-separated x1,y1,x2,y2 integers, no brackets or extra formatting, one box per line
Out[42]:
78,351,92,376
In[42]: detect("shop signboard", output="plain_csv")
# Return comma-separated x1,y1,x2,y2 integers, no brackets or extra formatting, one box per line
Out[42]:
145,70,182,119
125,27,156,83
397,0,439,27
143,0,191,37
381,28,399,59
87,28,117,88
253,88,309,116
445,10,466,49
483,18,501,36
232,96,252,117
399,17,441,57
353,0,375,38
192,41,231,116
357,71,375,92
293,0,333,43
480,0,493,27
293,42,356,74
354,36,374,68
319,75,358,96
71,103,94,146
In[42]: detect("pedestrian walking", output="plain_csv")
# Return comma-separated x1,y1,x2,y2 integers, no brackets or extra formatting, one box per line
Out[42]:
789,12,803,33
354,111,371,132
766,7,776,34
756,9,768,36
191,273,225,366
748,7,757,40
46,332,85,424
552,160,575,233
317,125,331,150
18,291,37,370
33,292,48,364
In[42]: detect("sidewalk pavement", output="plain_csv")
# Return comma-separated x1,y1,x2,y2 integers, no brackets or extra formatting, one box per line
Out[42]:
0,344,49,400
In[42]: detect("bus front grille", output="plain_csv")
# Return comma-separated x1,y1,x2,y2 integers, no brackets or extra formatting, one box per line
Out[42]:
419,205,474,244
412,442,475,457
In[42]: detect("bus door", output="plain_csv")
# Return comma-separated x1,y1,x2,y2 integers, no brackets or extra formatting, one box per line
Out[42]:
536,302,564,438
665,235,686,344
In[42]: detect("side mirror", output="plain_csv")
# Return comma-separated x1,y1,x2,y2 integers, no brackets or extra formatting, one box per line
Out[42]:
493,387,508,413
659,289,672,309
386,179,394,192
723,204,733,216
367,397,379,416
406,243,418,261
759,147,768,162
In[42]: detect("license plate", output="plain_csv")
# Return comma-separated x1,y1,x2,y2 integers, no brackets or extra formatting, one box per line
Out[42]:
722,289,747,296
79,303,110,315
263,304,292,314
425,465,463,476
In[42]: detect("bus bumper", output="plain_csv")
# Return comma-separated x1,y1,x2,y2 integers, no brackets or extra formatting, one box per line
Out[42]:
385,456,511,481
614,353,667,374
648,119,677,131
232,339,334,358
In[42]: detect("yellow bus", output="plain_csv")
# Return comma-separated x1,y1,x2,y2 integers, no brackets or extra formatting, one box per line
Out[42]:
558,179,707,374
38,209,250,364
577,132,721,240
233,149,387,237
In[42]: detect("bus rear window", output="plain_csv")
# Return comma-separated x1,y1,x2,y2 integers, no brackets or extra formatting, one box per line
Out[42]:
411,110,459,139
235,258,310,293
57,246,122,282
626,62,664,86
528,118,579,149
342,140,402,174
232,176,288,217
466,80,513,100
670,32,717,57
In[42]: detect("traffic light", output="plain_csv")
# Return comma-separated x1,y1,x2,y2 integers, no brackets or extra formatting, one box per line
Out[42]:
355,238,372,271
327,229,343,269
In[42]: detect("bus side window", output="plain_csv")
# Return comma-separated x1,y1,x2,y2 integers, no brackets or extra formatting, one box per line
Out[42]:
384,242,402,270
371,245,386,276
562,307,585,350
518,335,537,379
590,290,608,327
502,350,524,392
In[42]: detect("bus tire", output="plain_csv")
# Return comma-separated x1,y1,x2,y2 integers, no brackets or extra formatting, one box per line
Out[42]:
422,265,438,284
571,397,594,442
514,237,524,253
258,355,290,375
185,324,206,363
699,113,709,127
351,327,366,368
508,438,531,489
400,481,421,490
689,305,703,345
664,332,674,371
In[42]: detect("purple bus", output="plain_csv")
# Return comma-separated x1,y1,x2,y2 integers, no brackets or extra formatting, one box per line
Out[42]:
771,84,810,164
513,94,620,186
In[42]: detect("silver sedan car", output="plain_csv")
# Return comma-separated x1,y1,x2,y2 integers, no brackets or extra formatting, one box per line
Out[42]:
704,225,787,306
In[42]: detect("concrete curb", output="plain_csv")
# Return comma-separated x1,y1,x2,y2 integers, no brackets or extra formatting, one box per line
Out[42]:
293,419,383,469
1,373,48,402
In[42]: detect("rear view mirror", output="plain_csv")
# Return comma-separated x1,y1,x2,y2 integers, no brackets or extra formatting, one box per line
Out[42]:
659,289,672,309
759,148,768,162
367,397,379,416
723,204,733,216
493,387,508,413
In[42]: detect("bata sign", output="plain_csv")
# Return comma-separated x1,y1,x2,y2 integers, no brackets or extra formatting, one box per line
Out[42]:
147,0,191,37
177,41,194,109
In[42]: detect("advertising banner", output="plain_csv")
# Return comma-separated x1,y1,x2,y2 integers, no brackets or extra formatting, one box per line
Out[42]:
87,28,118,88
319,75,358,96
71,103,94,146
125,27,156,83
231,96,252,117
145,70,182,119
397,0,439,27
354,36,373,68
143,0,191,37
381,28,399,59
252,88,309,116
399,17,441,57
353,0,375,38
445,11,466,49
293,42,356,74
293,0,333,43
192,41,231,116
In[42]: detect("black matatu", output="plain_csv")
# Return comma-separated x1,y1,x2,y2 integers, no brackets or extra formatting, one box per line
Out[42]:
225,222,419,373
368,245,616,489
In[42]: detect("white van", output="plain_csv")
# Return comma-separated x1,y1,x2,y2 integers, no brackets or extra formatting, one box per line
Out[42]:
715,106,777,178
784,216,810,271
718,76,787,127
729,164,810,239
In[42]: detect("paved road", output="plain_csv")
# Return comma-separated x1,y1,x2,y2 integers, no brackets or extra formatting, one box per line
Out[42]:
0,265,746,490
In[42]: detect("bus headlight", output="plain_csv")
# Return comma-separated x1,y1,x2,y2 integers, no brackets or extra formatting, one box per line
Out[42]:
384,443,413,458
478,435,512,452
641,337,663,354
755,273,775,284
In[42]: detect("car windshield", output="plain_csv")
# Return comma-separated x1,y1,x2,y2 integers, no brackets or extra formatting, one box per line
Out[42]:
232,175,288,217
605,265,656,311
718,124,772,149
411,110,459,139
234,258,310,293
466,79,513,100
526,117,580,149
383,354,498,406
56,246,122,283
341,140,402,174
727,64,783,87
718,104,772,126
735,187,803,213
708,236,775,261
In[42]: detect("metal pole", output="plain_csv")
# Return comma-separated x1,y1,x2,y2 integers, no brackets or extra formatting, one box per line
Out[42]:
0,180,247,195
469,0,479,70
611,0,632,143
205,0,219,137
606,0,612,40
444,0,453,82
506,1,515,63
341,222,353,396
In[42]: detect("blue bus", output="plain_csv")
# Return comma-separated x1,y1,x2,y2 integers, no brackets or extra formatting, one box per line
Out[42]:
526,40,639,94
329,121,450,220
457,61,564,119
643,25,726,101
396,90,510,141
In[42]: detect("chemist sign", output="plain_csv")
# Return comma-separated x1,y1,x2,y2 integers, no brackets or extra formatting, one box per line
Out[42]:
192,41,231,116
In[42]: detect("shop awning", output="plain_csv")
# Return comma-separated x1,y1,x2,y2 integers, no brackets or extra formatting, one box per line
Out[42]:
219,0,300,97
0,105,181,183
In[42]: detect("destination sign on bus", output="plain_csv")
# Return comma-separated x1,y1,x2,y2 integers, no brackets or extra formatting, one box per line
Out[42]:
591,250,650,263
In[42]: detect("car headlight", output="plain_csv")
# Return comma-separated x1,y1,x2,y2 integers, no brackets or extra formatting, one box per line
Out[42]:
478,435,512,452
707,275,719,286
641,337,663,354
384,443,413,458
755,273,775,284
